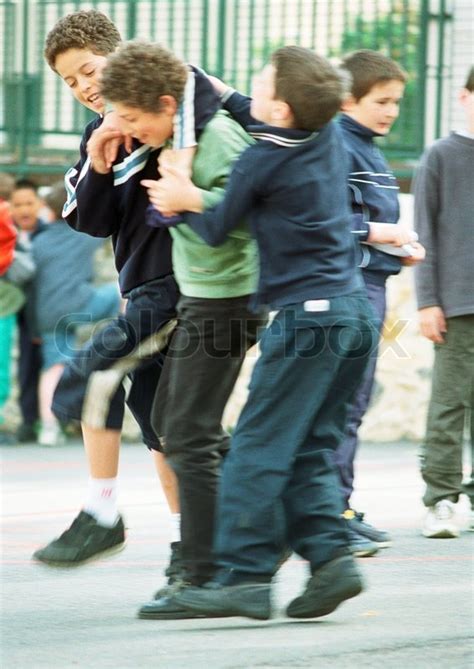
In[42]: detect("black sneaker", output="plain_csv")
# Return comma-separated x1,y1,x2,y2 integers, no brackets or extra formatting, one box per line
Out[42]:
349,510,392,548
16,423,37,443
32,511,126,566
154,542,184,598
286,554,364,619
174,580,272,621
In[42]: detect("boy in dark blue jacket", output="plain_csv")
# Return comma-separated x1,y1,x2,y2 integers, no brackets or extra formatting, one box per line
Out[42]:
33,11,220,574
336,50,425,554
144,46,377,621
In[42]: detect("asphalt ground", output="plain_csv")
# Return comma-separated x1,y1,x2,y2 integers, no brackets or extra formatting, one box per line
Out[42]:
1,439,473,669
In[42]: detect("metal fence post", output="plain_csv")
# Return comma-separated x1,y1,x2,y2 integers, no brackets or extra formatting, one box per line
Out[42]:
18,0,29,174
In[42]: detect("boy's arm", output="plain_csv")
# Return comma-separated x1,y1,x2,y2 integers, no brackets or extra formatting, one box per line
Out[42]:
63,120,120,238
413,149,446,343
221,90,258,130
143,152,256,246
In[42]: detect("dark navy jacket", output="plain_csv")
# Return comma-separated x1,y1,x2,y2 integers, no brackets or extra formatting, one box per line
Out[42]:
338,114,402,285
63,67,221,296
184,119,362,309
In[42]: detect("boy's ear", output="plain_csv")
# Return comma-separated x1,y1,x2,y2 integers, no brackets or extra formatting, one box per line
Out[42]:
159,95,178,116
273,100,292,122
340,94,358,112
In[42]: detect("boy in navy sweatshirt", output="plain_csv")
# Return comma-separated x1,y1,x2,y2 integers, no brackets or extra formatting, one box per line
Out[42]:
202,50,425,557
335,50,425,555
33,11,220,574
145,46,377,621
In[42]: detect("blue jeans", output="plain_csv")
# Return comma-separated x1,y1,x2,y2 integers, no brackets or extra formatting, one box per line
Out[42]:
334,279,386,507
214,291,377,577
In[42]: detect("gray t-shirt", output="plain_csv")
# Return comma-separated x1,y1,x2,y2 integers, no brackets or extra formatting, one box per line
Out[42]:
413,132,474,318
31,220,103,333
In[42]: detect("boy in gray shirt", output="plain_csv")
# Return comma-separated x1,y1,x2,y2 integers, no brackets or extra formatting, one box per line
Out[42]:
414,66,474,537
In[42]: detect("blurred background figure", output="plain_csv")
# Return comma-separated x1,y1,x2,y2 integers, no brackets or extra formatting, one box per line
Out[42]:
9,179,46,442
0,174,26,444
30,181,120,446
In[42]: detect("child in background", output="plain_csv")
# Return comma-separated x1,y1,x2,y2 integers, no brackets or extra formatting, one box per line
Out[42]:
30,182,120,446
335,50,425,555
0,174,21,444
414,66,474,538
9,179,46,443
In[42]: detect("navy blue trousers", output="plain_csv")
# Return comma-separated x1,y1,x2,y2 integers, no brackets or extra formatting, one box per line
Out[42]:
214,291,377,576
334,279,386,507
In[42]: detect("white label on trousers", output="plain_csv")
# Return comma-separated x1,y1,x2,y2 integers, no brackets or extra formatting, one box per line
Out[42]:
304,299,330,312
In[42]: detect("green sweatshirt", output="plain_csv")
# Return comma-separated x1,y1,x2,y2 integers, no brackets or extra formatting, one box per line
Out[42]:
170,111,258,298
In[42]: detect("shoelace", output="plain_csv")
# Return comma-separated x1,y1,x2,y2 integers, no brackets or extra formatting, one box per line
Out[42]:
435,502,454,520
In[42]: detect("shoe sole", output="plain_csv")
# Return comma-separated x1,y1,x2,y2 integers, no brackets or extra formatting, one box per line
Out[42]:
138,609,208,620
422,529,460,539
351,547,378,558
286,577,363,619
33,541,126,567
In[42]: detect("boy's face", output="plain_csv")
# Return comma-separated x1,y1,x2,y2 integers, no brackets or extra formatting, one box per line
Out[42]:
250,64,278,124
342,79,405,135
54,48,108,114
113,102,175,148
459,88,474,132
10,188,42,232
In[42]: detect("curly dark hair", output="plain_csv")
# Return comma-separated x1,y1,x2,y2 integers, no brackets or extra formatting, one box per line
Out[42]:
100,41,188,113
44,10,121,70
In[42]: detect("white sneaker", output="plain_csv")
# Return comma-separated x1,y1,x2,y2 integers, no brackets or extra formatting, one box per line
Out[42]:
38,422,66,447
422,500,460,538
469,509,474,532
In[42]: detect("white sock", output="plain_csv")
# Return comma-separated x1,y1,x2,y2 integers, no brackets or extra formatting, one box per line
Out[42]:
84,477,119,528
171,513,181,544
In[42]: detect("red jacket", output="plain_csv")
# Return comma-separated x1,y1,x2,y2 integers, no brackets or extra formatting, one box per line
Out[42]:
0,200,17,276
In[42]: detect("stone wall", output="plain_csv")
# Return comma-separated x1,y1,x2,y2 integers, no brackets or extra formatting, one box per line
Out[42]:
223,194,434,443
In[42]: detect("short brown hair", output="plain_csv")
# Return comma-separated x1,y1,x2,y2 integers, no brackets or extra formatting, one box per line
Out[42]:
44,181,67,220
271,46,347,131
464,66,474,92
44,10,121,70
341,49,407,100
100,41,188,113
0,173,15,201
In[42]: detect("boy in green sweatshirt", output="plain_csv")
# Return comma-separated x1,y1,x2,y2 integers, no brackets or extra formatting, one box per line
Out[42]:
99,41,267,619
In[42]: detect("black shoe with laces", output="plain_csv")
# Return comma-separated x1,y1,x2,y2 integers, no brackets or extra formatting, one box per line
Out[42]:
286,554,364,619
32,511,126,566
349,510,392,548
153,541,185,598
174,580,272,621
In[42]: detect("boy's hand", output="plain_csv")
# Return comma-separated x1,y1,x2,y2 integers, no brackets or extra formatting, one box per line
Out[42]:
158,148,194,178
367,222,416,246
141,166,203,215
206,74,231,96
418,306,447,344
87,127,123,174
400,241,426,266
87,112,133,173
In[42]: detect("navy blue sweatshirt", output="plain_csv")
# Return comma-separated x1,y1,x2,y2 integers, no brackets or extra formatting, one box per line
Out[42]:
338,114,402,284
63,67,221,296
183,120,362,309
223,92,402,287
